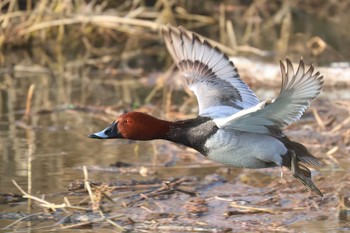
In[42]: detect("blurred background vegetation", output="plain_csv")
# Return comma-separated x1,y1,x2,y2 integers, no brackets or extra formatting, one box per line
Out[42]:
1,0,350,67
1,0,349,112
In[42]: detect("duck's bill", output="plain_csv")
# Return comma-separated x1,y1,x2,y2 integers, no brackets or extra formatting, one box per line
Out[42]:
89,121,122,139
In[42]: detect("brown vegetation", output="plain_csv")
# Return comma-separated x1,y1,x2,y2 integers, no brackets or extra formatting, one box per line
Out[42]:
1,0,350,65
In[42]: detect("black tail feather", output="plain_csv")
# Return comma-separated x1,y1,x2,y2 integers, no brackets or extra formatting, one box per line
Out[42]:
280,136,321,167
280,136,323,196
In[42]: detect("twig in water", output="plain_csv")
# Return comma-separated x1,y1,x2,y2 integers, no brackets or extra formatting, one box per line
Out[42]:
326,146,339,165
99,210,125,232
312,108,325,129
52,213,125,231
126,177,196,206
11,180,88,211
331,117,350,133
2,212,43,230
229,202,279,214
23,84,35,120
83,165,97,212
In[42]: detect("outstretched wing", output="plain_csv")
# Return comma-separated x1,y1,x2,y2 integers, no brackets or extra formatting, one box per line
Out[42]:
214,59,324,136
162,25,259,118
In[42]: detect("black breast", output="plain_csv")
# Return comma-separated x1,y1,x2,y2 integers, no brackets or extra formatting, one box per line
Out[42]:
167,116,218,155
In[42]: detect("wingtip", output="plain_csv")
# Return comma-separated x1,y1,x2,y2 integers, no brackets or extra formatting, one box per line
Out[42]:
279,59,285,71
285,58,294,74
160,24,171,40
299,58,305,68
161,23,173,32
161,24,180,38
318,75,325,84
281,58,325,90
279,60,287,86
177,25,187,32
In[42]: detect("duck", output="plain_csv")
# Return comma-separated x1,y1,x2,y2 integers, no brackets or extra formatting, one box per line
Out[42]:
89,25,324,196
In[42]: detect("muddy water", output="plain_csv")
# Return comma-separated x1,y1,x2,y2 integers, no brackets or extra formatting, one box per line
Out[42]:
0,72,164,193
0,60,350,232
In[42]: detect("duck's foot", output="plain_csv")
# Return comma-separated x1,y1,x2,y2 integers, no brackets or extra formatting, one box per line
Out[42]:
290,150,323,197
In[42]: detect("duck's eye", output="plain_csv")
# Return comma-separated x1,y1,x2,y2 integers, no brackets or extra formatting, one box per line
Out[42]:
125,119,133,124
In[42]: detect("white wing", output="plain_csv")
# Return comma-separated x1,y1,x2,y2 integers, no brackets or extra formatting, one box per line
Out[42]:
214,59,324,136
162,25,259,118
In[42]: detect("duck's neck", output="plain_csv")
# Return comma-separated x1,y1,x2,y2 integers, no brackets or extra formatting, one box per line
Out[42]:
166,116,218,155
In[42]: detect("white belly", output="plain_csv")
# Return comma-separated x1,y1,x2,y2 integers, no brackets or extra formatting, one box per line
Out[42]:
205,130,288,168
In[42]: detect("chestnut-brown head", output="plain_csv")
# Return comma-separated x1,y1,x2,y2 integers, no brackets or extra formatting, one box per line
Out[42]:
89,112,171,140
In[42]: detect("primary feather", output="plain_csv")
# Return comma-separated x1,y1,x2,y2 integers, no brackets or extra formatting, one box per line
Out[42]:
214,59,324,136
162,24,259,118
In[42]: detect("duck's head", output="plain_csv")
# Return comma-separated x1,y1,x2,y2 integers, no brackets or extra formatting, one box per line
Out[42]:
89,112,171,140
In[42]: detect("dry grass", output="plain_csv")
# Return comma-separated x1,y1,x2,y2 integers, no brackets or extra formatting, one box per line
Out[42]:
1,0,349,66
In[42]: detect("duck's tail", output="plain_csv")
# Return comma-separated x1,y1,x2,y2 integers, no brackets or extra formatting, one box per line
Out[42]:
280,136,323,196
